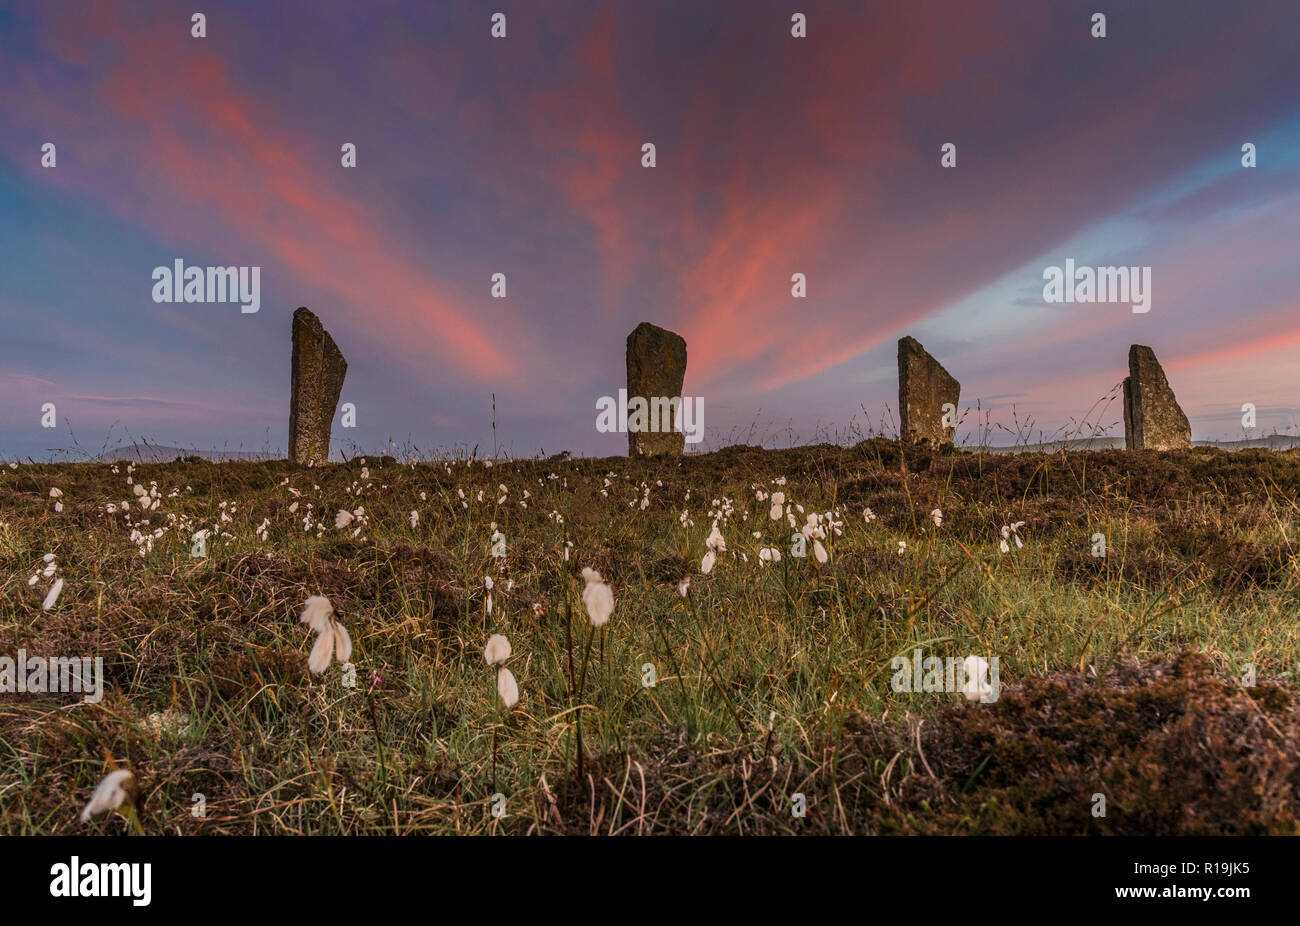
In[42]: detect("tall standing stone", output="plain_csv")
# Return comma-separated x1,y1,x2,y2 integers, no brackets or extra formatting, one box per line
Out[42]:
626,322,687,456
289,307,347,465
898,336,960,448
1123,345,1190,450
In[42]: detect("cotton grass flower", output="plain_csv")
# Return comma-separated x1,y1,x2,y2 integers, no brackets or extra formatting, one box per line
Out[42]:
768,491,785,521
42,577,64,611
961,656,994,702
758,546,781,564
497,667,519,709
80,768,143,832
484,633,511,666
334,509,355,529
999,521,1026,554
702,520,726,574
581,568,615,626
299,595,353,673
484,633,519,709
931,508,943,528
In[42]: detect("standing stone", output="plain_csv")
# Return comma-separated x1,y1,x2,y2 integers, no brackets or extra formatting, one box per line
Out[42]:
898,336,959,448
1123,345,1190,450
289,307,347,465
626,322,687,456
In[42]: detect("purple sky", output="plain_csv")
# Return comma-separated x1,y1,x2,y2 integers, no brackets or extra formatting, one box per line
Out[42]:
2,0,1299,460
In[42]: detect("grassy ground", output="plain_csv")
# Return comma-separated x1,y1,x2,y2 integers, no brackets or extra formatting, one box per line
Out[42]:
2,440,1299,834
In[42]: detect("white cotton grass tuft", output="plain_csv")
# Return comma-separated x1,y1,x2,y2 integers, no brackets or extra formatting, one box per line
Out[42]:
299,595,353,673
758,546,781,563
42,577,64,611
485,633,519,709
497,667,519,709
702,521,725,574
484,633,511,666
998,521,1026,554
80,768,142,831
334,509,355,529
678,576,691,597
961,656,994,702
931,508,943,528
581,567,615,627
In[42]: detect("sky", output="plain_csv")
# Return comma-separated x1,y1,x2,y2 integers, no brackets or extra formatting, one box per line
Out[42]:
2,0,1298,460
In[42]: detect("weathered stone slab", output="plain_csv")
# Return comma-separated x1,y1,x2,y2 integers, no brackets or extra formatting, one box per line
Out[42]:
898,336,959,448
289,307,347,465
626,322,687,456
1123,344,1190,450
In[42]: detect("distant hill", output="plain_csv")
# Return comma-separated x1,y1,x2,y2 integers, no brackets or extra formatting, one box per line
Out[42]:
10,434,1293,465
95,443,277,463
964,435,1300,454
1192,434,1300,451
